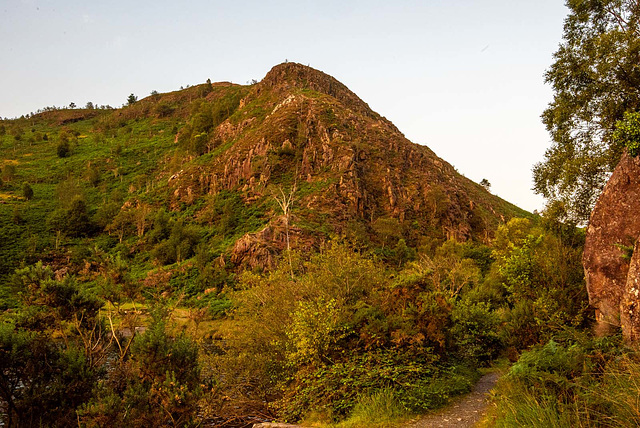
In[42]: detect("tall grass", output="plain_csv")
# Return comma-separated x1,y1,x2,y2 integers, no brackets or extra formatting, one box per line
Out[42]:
308,389,408,428
492,337,640,427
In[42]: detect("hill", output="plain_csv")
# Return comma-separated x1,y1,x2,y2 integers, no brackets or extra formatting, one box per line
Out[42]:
0,63,594,428
0,62,526,279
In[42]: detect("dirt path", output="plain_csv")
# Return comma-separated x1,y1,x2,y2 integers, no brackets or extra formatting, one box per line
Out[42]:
404,371,501,428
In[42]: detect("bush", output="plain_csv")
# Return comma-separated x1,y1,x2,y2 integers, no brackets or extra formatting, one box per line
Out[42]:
22,182,33,200
450,299,502,364
493,336,640,428
80,318,202,427
57,140,70,157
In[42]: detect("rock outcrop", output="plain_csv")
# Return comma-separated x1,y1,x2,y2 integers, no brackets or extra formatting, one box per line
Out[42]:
167,62,527,269
622,240,640,341
583,151,640,341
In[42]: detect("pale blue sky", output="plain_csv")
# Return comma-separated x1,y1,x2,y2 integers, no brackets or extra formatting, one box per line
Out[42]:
1,0,569,212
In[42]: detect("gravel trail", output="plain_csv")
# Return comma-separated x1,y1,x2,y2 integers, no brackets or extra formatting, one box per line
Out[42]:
404,371,501,428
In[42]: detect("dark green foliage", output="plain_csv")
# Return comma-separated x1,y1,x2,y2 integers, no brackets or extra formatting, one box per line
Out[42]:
152,218,201,265
449,299,502,364
10,263,102,323
22,182,33,200
94,200,121,229
493,334,640,427
56,140,70,157
491,218,591,350
279,349,453,421
0,264,104,427
177,89,245,155
127,93,138,105
0,325,99,427
80,318,202,427
48,198,95,238
197,190,266,238
148,208,171,243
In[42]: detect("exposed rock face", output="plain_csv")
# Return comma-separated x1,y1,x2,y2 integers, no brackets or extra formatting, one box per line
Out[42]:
230,216,315,270
583,151,640,340
168,62,526,269
622,240,640,341
259,62,377,119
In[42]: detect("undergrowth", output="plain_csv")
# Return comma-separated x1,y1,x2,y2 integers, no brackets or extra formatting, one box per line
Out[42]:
492,333,640,427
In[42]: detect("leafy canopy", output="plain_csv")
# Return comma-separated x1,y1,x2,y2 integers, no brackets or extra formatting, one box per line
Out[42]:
534,0,640,222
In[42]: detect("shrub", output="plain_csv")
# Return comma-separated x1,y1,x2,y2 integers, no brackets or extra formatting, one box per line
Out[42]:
492,336,640,428
80,318,202,427
2,164,16,181
450,299,502,364
22,182,33,200
57,140,70,157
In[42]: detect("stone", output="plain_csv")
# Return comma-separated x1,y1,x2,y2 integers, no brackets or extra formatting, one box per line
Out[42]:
622,239,640,341
583,151,640,340
252,423,305,428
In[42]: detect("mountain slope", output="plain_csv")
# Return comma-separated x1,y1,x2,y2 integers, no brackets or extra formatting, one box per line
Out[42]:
167,62,526,265
0,62,527,278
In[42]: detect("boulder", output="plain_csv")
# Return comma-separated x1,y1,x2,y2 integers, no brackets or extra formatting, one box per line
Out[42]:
622,239,640,341
583,151,640,340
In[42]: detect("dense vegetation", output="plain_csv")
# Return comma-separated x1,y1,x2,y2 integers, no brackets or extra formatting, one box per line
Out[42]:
0,78,595,426
4,5,640,420
494,1,640,426
534,0,640,222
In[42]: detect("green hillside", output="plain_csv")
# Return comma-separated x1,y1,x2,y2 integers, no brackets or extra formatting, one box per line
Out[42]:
0,64,590,427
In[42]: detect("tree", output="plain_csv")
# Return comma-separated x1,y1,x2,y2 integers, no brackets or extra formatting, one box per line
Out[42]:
22,182,33,200
273,183,297,277
79,317,202,427
2,164,16,181
0,264,105,427
127,93,138,105
480,178,491,191
65,198,94,237
534,0,640,222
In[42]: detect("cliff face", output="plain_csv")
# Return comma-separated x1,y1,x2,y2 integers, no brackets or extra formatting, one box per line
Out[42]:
168,63,526,267
583,151,640,341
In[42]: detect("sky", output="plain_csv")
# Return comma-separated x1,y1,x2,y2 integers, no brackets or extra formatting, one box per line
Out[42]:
0,0,569,213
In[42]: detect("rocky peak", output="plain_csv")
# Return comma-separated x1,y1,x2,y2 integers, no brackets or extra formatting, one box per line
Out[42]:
259,62,376,118
168,62,527,270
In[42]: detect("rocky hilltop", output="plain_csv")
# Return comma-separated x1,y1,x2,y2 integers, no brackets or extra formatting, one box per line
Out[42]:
0,62,528,277
167,63,525,267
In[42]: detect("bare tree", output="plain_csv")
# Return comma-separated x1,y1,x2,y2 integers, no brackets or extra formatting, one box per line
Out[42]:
273,182,297,278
